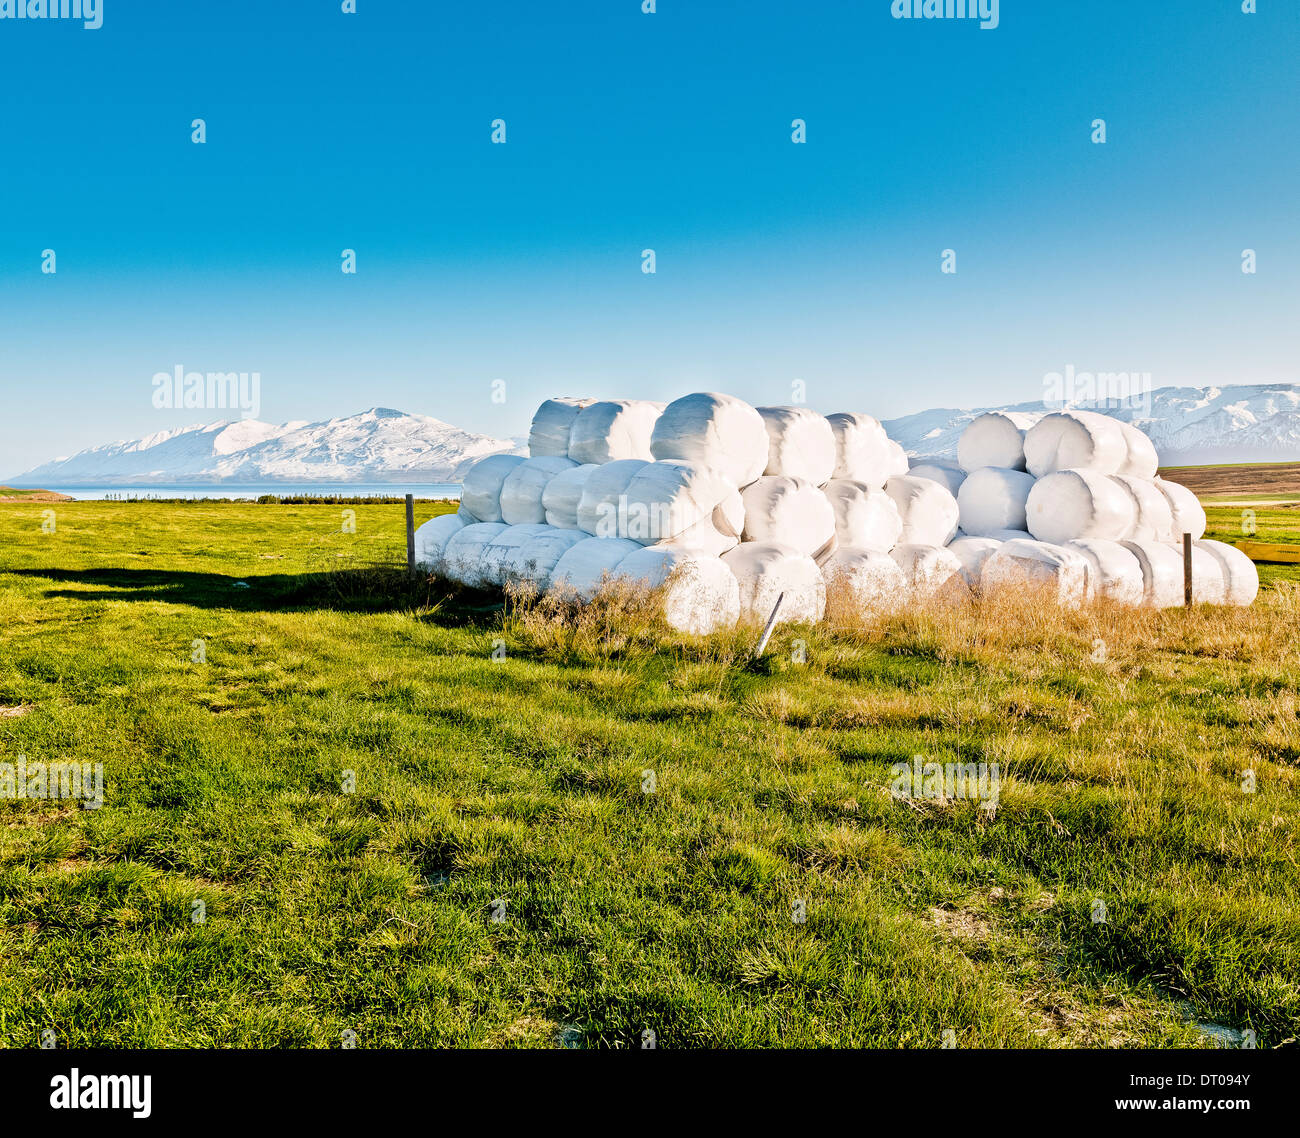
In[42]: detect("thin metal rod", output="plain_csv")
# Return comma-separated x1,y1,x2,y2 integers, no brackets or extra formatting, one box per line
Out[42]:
755,592,785,656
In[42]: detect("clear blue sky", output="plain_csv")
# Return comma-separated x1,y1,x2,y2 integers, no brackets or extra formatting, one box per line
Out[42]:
1,0,1297,475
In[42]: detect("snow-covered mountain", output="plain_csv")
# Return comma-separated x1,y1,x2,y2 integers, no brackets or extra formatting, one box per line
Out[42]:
884,383,1300,465
10,408,524,486
10,383,1298,487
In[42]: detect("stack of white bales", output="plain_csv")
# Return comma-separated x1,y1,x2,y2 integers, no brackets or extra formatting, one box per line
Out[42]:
939,408,1258,607
415,395,1258,632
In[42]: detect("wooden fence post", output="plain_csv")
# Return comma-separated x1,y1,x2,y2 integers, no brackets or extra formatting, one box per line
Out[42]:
406,494,416,580
1183,532,1192,607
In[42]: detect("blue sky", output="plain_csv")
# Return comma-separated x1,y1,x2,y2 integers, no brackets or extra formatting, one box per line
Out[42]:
1,0,1297,475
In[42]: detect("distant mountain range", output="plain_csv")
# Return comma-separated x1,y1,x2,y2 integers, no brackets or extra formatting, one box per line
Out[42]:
883,383,1300,466
8,384,1298,487
9,408,524,486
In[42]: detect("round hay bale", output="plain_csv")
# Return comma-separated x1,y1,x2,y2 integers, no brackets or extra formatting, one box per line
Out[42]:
721,541,826,625
756,405,836,485
650,392,769,487
956,466,1036,537
1025,469,1136,544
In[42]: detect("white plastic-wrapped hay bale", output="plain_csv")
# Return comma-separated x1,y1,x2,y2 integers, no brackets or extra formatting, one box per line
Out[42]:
1195,539,1259,607
578,459,740,546
498,455,578,525
1117,421,1160,479
459,454,527,524
541,463,599,529
890,543,964,598
982,539,1089,606
946,536,1004,589
884,474,960,547
825,412,902,487
821,479,903,553
957,411,1041,473
615,545,741,634
988,527,1033,542
1065,538,1145,606
1025,469,1136,544
820,547,907,620
479,524,554,588
1186,543,1227,605
908,461,967,498
1153,477,1207,540
414,513,466,572
741,476,837,558
722,541,826,625
956,467,1036,536
529,397,590,457
1109,474,1175,542
650,392,769,487
575,459,651,535
567,399,664,464
548,536,643,600
441,523,509,588
621,461,742,546
1024,410,1128,478
1120,540,1186,608
502,527,588,591
756,406,836,485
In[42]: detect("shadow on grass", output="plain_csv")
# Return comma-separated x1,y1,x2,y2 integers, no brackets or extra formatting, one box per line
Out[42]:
7,566,504,624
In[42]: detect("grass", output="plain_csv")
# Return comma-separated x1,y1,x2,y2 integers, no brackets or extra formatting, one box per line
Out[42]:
0,499,1298,1049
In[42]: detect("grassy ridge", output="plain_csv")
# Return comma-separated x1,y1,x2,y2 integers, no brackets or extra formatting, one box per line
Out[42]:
0,500,1297,1048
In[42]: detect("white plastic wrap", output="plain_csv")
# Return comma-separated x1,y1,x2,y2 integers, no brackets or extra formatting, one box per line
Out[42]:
650,392,769,487
1153,477,1207,540
579,459,740,546
441,523,509,588
1120,540,1186,608
908,462,967,498
946,536,1004,589
566,400,664,464
541,463,599,529
479,524,554,588
1025,469,1136,544
1024,410,1128,478
756,406,836,485
889,543,964,598
820,547,908,620
1194,539,1259,607
957,411,1041,473
1117,421,1160,479
575,459,651,535
459,454,527,524
982,539,1089,606
1186,543,1227,605
884,474,961,547
413,513,466,572
614,545,741,634
825,412,901,487
821,479,903,553
498,455,578,525
529,397,590,457
956,467,1036,537
741,475,837,558
721,541,827,625
988,528,1033,542
1109,474,1175,542
502,527,588,591
1065,539,1145,606
548,537,643,600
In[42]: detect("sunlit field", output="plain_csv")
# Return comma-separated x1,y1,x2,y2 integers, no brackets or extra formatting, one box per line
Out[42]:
1,500,1297,1048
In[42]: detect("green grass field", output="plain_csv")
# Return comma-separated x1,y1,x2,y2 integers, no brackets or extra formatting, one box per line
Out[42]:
1,500,1297,1048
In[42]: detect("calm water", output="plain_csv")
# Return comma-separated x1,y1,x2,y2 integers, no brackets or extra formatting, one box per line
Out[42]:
34,483,462,502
